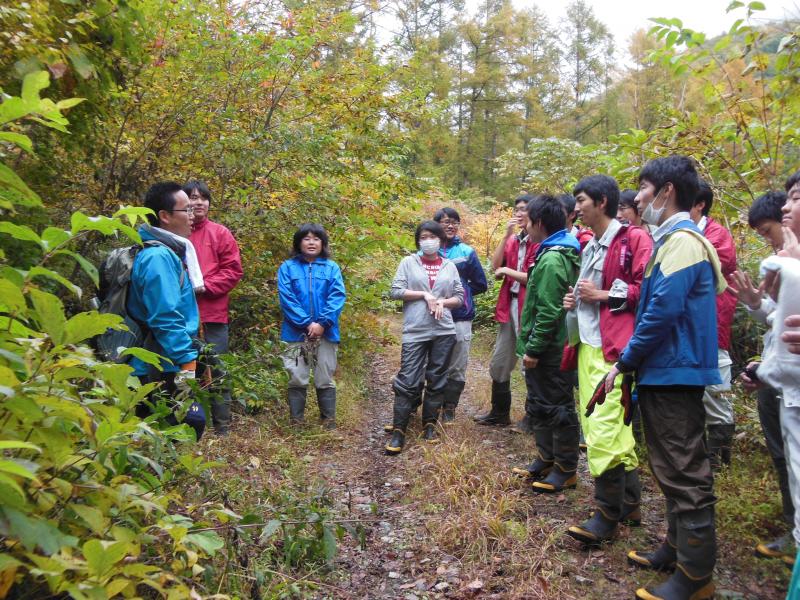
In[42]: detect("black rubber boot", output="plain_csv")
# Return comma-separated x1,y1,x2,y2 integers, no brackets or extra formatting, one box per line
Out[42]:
531,463,577,494
622,468,643,526
422,422,439,443
442,379,465,425
668,507,715,594
473,380,511,425
288,386,307,424
567,464,625,545
316,387,336,429
707,423,735,470
511,457,553,480
422,391,444,426
755,532,794,561
634,568,715,600
629,505,677,572
532,425,555,471
385,429,405,455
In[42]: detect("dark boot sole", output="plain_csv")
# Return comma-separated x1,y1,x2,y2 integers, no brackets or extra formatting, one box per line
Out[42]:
531,475,577,494
634,582,715,600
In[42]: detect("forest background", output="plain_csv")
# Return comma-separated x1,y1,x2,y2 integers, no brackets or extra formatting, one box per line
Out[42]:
1,0,800,598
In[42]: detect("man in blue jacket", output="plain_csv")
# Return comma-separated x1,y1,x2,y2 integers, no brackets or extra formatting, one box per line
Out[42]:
606,156,725,600
434,208,488,423
128,181,203,437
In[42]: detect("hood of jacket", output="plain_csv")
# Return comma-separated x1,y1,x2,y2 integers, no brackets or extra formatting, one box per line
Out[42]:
139,224,187,259
535,229,580,258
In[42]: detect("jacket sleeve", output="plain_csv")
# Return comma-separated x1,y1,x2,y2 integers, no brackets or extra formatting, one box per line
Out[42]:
525,253,569,357
449,264,464,307
202,228,243,298
705,221,737,277
137,251,197,366
625,228,653,310
619,235,704,370
390,258,410,300
466,250,488,295
278,262,312,330
317,263,346,330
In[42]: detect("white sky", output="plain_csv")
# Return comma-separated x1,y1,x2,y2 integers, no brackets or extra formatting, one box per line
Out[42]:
502,0,800,53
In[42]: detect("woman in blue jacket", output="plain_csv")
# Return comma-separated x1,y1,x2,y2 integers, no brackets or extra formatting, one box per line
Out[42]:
278,224,346,428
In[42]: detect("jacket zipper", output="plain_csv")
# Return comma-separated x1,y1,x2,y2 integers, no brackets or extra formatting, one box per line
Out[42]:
308,262,314,321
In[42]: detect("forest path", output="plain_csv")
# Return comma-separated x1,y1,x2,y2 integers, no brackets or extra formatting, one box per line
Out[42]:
306,315,786,599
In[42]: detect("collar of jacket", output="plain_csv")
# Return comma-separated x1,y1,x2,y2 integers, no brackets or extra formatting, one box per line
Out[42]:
535,229,580,258
445,236,462,248
139,224,187,259
191,217,209,231
292,255,329,265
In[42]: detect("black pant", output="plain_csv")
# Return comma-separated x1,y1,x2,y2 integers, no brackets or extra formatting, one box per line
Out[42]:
137,371,205,440
639,385,716,514
392,335,456,429
758,386,795,524
525,357,579,470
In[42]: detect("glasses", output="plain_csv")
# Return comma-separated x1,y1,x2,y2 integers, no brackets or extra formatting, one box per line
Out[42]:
170,207,195,215
440,220,460,227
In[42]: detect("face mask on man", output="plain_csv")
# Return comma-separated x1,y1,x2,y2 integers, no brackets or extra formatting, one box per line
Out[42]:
641,188,667,226
419,239,440,255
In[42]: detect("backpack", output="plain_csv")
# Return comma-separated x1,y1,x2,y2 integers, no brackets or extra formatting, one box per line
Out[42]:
94,241,183,363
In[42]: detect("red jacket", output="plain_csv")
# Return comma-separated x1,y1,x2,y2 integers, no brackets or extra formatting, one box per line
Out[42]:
598,224,653,362
189,218,243,323
494,233,538,324
703,217,737,351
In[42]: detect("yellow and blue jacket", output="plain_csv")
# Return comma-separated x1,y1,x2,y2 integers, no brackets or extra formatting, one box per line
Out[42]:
618,219,726,386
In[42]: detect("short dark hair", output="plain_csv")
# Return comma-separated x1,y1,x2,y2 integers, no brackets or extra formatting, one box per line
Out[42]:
785,170,800,192
528,194,566,237
638,155,699,212
144,181,184,226
619,189,638,214
433,207,460,222
695,179,713,216
557,193,576,216
292,223,330,258
414,220,447,248
573,175,620,218
748,191,786,228
183,180,211,202
514,193,534,207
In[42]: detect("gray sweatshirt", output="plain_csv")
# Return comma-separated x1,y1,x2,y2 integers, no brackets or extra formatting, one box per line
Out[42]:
390,254,464,342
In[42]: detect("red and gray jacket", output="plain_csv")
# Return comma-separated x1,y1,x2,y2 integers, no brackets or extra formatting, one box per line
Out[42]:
703,217,738,351
494,233,538,324
189,218,243,324
598,225,653,362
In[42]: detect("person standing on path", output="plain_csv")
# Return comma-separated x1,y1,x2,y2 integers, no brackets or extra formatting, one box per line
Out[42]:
734,191,794,564
278,224,346,429
185,180,243,435
690,179,738,470
606,156,724,600
386,221,463,454
515,195,581,494
559,175,652,545
433,208,488,424
474,194,537,427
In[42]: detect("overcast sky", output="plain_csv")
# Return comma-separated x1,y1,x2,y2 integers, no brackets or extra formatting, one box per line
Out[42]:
499,0,799,52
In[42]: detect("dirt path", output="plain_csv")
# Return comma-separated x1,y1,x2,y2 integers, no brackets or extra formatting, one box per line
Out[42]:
301,317,788,599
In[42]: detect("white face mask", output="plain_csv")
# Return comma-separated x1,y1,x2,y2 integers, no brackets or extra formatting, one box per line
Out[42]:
419,239,440,255
641,188,667,226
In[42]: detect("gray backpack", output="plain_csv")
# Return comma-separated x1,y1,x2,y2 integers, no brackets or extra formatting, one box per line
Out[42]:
94,241,181,362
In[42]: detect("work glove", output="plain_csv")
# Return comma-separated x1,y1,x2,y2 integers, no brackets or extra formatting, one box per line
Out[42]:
174,361,197,397
621,374,635,426
585,376,607,418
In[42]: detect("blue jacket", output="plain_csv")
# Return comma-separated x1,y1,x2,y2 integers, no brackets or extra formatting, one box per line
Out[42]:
128,227,199,377
278,256,346,343
618,220,725,386
439,237,488,322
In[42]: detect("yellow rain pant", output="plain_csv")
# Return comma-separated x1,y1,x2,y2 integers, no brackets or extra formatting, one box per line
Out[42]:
578,344,638,478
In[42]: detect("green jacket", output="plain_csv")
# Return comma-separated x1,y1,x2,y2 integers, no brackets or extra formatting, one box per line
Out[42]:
517,239,580,360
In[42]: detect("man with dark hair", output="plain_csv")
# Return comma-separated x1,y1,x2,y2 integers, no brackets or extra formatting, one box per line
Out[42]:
690,179,738,469
516,194,581,493
185,180,243,436
559,193,593,250
433,208,488,423
474,194,537,426
734,191,794,564
606,156,725,600
560,175,652,545
130,182,204,437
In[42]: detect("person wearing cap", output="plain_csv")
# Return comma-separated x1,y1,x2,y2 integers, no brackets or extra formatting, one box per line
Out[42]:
559,175,653,545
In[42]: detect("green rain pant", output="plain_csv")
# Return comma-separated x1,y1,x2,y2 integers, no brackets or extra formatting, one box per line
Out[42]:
578,344,638,478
